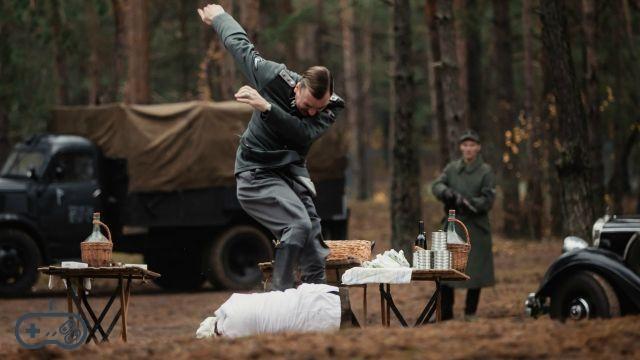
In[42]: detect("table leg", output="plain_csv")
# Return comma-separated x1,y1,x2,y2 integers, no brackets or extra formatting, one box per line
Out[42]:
378,285,408,327
385,284,391,327
67,280,99,344
436,278,441,323
379,284,386,326
79,280,112,342
362,285,367,327
119,276,128,342
414,288,438,326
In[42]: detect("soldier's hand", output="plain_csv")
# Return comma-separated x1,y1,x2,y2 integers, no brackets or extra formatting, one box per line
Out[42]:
442,188,455,202
235,85,271,112
197,4,225,26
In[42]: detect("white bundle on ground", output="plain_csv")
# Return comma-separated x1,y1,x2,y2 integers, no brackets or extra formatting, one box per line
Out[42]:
196,283,341,339
341,249,412,285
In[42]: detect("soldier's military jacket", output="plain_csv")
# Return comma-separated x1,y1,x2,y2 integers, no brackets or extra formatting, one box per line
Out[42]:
212,13,345,179
431,156,496,288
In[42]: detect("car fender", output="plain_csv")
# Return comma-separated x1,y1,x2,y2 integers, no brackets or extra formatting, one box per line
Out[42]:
536,248,640,309
0,213,48,261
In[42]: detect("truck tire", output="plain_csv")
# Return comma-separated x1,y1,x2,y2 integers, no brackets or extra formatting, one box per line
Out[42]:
550,270,620,321
0,229,41,296
205,225,273,290
144,246,205,292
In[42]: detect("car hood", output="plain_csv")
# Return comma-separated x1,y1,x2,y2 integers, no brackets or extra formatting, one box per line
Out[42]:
0,177,28,192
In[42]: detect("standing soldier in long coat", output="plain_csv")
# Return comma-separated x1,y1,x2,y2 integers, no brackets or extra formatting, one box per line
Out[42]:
198,4,345,291
432,130,496,320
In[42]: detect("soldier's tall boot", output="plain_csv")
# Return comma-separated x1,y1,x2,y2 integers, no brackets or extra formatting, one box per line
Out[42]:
271,243,302,291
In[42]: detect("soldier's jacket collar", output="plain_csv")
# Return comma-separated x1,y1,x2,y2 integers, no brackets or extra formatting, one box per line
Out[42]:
456,155,484,174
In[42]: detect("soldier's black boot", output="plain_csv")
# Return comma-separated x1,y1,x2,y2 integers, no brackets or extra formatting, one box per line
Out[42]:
271,243,302,291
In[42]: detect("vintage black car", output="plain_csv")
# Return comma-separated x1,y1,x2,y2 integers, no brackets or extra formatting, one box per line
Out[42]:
525,215,640,321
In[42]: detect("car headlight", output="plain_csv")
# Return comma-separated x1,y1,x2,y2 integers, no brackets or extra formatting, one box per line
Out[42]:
591,216,608,247
563,236,588,253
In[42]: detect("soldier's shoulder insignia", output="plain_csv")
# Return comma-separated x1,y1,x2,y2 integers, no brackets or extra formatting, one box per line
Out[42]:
253,56,265,70
279,69,296,88
329,94,341,102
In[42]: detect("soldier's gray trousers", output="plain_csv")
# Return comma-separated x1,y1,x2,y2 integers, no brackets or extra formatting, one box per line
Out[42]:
236,168,329,289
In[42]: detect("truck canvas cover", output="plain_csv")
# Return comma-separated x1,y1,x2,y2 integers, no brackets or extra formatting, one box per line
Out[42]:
51,101,347,192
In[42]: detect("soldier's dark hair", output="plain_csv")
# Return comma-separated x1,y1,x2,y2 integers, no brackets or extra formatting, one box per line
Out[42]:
300,66,333,100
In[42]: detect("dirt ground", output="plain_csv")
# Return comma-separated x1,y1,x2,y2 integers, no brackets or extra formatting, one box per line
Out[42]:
2,196,640,359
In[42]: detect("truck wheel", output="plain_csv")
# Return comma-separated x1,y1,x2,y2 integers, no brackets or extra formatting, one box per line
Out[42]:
550,271,620,321
206,225,273,290
144,247,205,292
0,229,41,296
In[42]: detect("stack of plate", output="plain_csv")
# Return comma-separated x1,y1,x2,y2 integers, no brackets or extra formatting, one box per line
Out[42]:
413,249,432,269
431,231,447,251
433,250,450,269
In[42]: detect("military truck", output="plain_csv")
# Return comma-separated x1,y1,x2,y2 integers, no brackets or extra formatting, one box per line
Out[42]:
0,101,348,296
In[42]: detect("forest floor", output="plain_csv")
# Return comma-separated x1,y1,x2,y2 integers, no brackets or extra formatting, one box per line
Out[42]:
2,195,640,359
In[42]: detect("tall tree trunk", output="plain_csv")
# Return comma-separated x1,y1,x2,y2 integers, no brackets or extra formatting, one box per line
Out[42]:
313,0,325,65
453,0,468,128
609,0,640,213
240,0,260,46
386,16,395,169
541,53,564,236
540,0,595,239
198,0,235,100
492,0,521,237
221,0,237,99
582,0,605,216
358,2,373,199
86,1,100,105
179,0,191,99
111,0,126,101
436,0,466,159
0,2,12,162
339,0,364,199
426,0,449,168
391,0,421,264
125,0,150,103
465,0,484,133
523,0,543,239
49,0,69,105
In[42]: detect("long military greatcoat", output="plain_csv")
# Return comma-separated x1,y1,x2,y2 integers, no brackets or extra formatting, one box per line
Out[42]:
431,156,496,288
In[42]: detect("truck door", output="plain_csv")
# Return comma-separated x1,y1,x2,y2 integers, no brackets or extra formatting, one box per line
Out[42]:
37,150,101,255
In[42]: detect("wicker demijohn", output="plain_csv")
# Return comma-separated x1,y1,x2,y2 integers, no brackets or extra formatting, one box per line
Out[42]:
80,219,113,267
446,218,471,273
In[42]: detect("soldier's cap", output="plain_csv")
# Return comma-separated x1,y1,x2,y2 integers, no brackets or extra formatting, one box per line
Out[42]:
459,130,480,144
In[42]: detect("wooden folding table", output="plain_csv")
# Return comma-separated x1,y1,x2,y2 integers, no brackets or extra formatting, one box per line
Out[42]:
38,266,160,343
379,269,469,327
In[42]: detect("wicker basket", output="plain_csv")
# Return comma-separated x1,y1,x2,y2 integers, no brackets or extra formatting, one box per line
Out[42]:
325,240,373,264
80,220,113,267
446,218,471,273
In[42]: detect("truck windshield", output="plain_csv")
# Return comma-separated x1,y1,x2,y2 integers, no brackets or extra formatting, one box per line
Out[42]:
1,150,45,178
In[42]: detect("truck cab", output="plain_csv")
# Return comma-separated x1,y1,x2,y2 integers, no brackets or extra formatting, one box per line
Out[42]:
0,135,101,296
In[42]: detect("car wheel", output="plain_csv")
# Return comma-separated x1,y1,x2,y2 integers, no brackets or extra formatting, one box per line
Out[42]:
550,270,620,321
0,229,42,296
144,245,205,292
205,225,273,290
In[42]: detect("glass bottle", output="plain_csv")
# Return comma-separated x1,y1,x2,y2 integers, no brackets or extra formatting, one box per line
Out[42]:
84,212,108,242
446,210,464,244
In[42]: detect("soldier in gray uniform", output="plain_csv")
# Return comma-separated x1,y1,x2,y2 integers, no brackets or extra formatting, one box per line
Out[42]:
432,130,496,320
198,4,345,291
